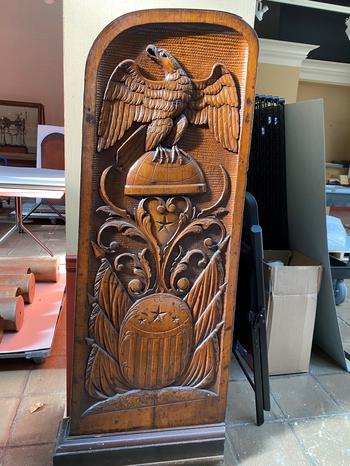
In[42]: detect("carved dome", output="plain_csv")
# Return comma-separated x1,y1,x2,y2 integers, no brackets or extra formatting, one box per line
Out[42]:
124,151,207,196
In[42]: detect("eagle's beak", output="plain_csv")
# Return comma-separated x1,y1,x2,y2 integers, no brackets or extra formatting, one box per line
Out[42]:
146,44,158,60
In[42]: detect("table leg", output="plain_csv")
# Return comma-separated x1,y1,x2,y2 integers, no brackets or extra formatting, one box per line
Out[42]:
15,197,54,257
0,197,55,256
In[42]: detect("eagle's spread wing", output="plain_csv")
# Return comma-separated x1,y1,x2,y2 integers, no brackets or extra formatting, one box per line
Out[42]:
186,64,240,152
97,60,181,152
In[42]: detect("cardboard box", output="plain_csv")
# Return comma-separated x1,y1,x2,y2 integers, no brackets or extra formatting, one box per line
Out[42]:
264,250,323,375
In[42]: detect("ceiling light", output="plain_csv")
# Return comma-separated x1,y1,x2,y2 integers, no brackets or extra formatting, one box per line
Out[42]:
256,0,269,22
346,17,350,41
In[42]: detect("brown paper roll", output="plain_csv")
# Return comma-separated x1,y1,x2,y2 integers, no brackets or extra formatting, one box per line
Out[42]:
0,274,35,304
0,317,4,343
0,285,21,299
0,266,31,275
0,256,59,282
0,296,24,331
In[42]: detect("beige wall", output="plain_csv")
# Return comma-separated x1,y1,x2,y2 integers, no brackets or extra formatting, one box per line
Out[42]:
297,82,350,162
0,0,63,125
255,63,301,103
255,64,350,162
63,0,256,254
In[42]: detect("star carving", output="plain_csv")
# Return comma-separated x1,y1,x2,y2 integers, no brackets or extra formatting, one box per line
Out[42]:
152,306,167,322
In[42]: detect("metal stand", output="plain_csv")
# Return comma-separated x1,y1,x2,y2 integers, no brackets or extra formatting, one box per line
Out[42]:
0,196,54,256
233,192,270,425
0,348,50,365
22,199,65,223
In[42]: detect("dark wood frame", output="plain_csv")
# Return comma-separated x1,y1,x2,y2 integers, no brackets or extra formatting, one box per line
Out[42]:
0,100,45,166
0,100,45,128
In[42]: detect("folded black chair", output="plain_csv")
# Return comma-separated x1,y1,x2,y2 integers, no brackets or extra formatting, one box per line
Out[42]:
233,192,270,425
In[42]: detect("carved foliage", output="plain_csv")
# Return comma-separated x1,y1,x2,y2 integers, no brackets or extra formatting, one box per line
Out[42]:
85,259,131,398
85,163,231,401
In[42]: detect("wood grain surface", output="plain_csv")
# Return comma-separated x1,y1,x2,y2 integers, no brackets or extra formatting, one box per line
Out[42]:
69,9,258,437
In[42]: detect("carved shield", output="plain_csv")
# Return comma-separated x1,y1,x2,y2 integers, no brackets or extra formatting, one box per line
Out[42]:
119,294,193,389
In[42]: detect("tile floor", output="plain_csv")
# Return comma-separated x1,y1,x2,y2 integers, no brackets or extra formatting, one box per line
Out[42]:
0,218,350,465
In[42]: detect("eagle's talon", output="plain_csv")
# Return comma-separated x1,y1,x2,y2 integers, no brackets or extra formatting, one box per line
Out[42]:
164,147,170,164
153,147,159,162
160,146,166,163
153,146,169,164
173,145,186,164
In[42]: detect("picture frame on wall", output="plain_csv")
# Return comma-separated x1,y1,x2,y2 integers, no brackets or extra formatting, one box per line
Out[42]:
0,100,45,155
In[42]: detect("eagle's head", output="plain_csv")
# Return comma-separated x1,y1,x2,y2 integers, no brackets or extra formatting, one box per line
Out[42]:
146,44,181,74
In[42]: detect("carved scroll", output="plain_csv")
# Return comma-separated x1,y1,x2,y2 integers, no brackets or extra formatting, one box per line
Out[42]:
86,164,230,405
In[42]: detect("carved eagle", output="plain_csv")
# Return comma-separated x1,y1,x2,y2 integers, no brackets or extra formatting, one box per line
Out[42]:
97,44,240,158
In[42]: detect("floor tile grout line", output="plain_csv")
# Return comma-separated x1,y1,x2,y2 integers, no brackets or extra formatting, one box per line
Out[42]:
2,397,21,452
3,441,54,450
225,429,241,464
267,389,286,420
288,421,318,466
229,370,348,383
3,369,32,451
227,378,288,422
310,372,348,409
337,315,350,326
225,410,350,428
226,372,350,426
310,369,345,376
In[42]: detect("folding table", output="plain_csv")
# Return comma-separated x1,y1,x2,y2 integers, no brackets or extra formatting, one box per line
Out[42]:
0,166,65,256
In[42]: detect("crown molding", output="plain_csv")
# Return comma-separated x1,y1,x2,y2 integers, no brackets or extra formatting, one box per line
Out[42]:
300,59,350,86
259,38,319,67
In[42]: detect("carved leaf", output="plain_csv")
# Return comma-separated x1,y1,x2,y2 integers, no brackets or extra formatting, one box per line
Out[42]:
197,166,230,219
185,248,224,321
135,198,161,255
89,303,119,360
194,284,226,346
96,259,132,329
137,249,152,284
169,249,206,293
165,215,225,261
99,165,131,219
85,344,128,399
114,249,153,297
97,219,148,252
175,323,223,388
85,259,131,399
97,205,124,217
175,247,226,389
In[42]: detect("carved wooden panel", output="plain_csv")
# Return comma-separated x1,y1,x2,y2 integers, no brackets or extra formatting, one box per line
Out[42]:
70,10,258,437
